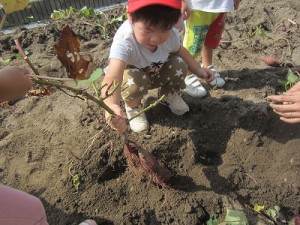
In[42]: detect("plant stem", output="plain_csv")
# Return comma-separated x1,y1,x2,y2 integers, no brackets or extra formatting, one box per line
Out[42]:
33,78,115,115
128,95,165,122
30,74,74,81
0,13,7,31
14,38,115,114
14,39,40,75
15,37,162,126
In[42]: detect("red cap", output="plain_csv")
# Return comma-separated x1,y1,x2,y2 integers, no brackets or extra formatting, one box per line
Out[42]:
127,0,182,13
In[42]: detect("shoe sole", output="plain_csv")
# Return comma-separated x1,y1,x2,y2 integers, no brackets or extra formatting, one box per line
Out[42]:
182,89,207,97
160,101,189,115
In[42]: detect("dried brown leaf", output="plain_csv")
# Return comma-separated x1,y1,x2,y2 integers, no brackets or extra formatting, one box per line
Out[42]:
54,25,94,80
26,88,53,97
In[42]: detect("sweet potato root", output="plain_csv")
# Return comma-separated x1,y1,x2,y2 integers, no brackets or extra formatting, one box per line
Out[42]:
260,55,283,67
124,140,172,186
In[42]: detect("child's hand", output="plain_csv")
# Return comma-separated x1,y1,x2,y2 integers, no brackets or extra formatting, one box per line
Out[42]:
0,66,32,102
181,0,191,20
105,104,127,133
196,68,215,83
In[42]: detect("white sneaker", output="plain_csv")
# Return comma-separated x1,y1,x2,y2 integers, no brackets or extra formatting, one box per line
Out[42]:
125,104,149,132
162,92,189,115
207,65,225,87
183,74,207,97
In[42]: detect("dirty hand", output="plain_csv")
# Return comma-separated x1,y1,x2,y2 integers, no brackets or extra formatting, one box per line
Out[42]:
0,66,32,102
105,104,127,133
196,67,214,83
267,91,300,124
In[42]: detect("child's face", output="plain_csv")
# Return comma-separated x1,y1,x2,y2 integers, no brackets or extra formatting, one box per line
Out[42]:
130,19,172,52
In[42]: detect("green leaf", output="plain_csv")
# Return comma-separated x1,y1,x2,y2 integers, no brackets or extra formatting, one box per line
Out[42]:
80,6,89,16
75,68,103,87
206,215,219,225
224,209,248,225
65,6,74,17
266,205,281,221
286,68,300,83
51,10,63,20
110,15,125,24
254,204,265,212
80,6,95,17
72,174,80,191
267,208,277,219
2,58,10,66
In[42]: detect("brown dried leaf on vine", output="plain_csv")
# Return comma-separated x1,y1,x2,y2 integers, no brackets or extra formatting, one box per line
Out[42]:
54,25,94,80
26,88,54,97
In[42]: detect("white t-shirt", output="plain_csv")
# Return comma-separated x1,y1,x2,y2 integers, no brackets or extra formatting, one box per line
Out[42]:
186,0,234,12
107,20,180,74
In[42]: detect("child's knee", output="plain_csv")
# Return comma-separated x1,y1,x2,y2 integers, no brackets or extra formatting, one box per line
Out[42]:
121,85,148,100
168,55,188,78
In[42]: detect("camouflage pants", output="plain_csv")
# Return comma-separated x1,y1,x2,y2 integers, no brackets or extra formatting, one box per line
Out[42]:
121,55,187,101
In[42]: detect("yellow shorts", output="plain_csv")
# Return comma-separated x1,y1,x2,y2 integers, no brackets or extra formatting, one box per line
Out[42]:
183,11,222,57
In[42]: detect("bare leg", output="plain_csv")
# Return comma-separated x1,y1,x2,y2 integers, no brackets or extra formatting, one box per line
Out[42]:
201,44,214,68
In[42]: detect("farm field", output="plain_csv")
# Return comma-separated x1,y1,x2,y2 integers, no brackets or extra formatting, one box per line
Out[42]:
0,0,299,224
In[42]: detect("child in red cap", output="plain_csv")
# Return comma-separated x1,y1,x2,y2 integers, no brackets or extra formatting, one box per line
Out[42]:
102,0,214,133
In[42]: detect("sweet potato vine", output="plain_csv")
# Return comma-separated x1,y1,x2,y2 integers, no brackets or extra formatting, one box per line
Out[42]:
14,25,172,187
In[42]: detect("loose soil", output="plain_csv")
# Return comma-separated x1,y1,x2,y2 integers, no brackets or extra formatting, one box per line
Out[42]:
0,0,299,224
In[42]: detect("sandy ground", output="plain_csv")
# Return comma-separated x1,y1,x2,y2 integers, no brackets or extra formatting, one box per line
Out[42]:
0,0,299,224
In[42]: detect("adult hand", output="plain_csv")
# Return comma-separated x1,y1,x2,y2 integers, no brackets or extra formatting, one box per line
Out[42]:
0,66,32,102
105,104,127,133
288,81,300,92
267,89,300,124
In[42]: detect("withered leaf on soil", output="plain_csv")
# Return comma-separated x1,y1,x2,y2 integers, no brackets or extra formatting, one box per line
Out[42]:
54,25,94,80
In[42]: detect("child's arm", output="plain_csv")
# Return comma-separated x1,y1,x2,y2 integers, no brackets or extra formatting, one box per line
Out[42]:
101,59,127,133
176,46,214,82
0,66,32,103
